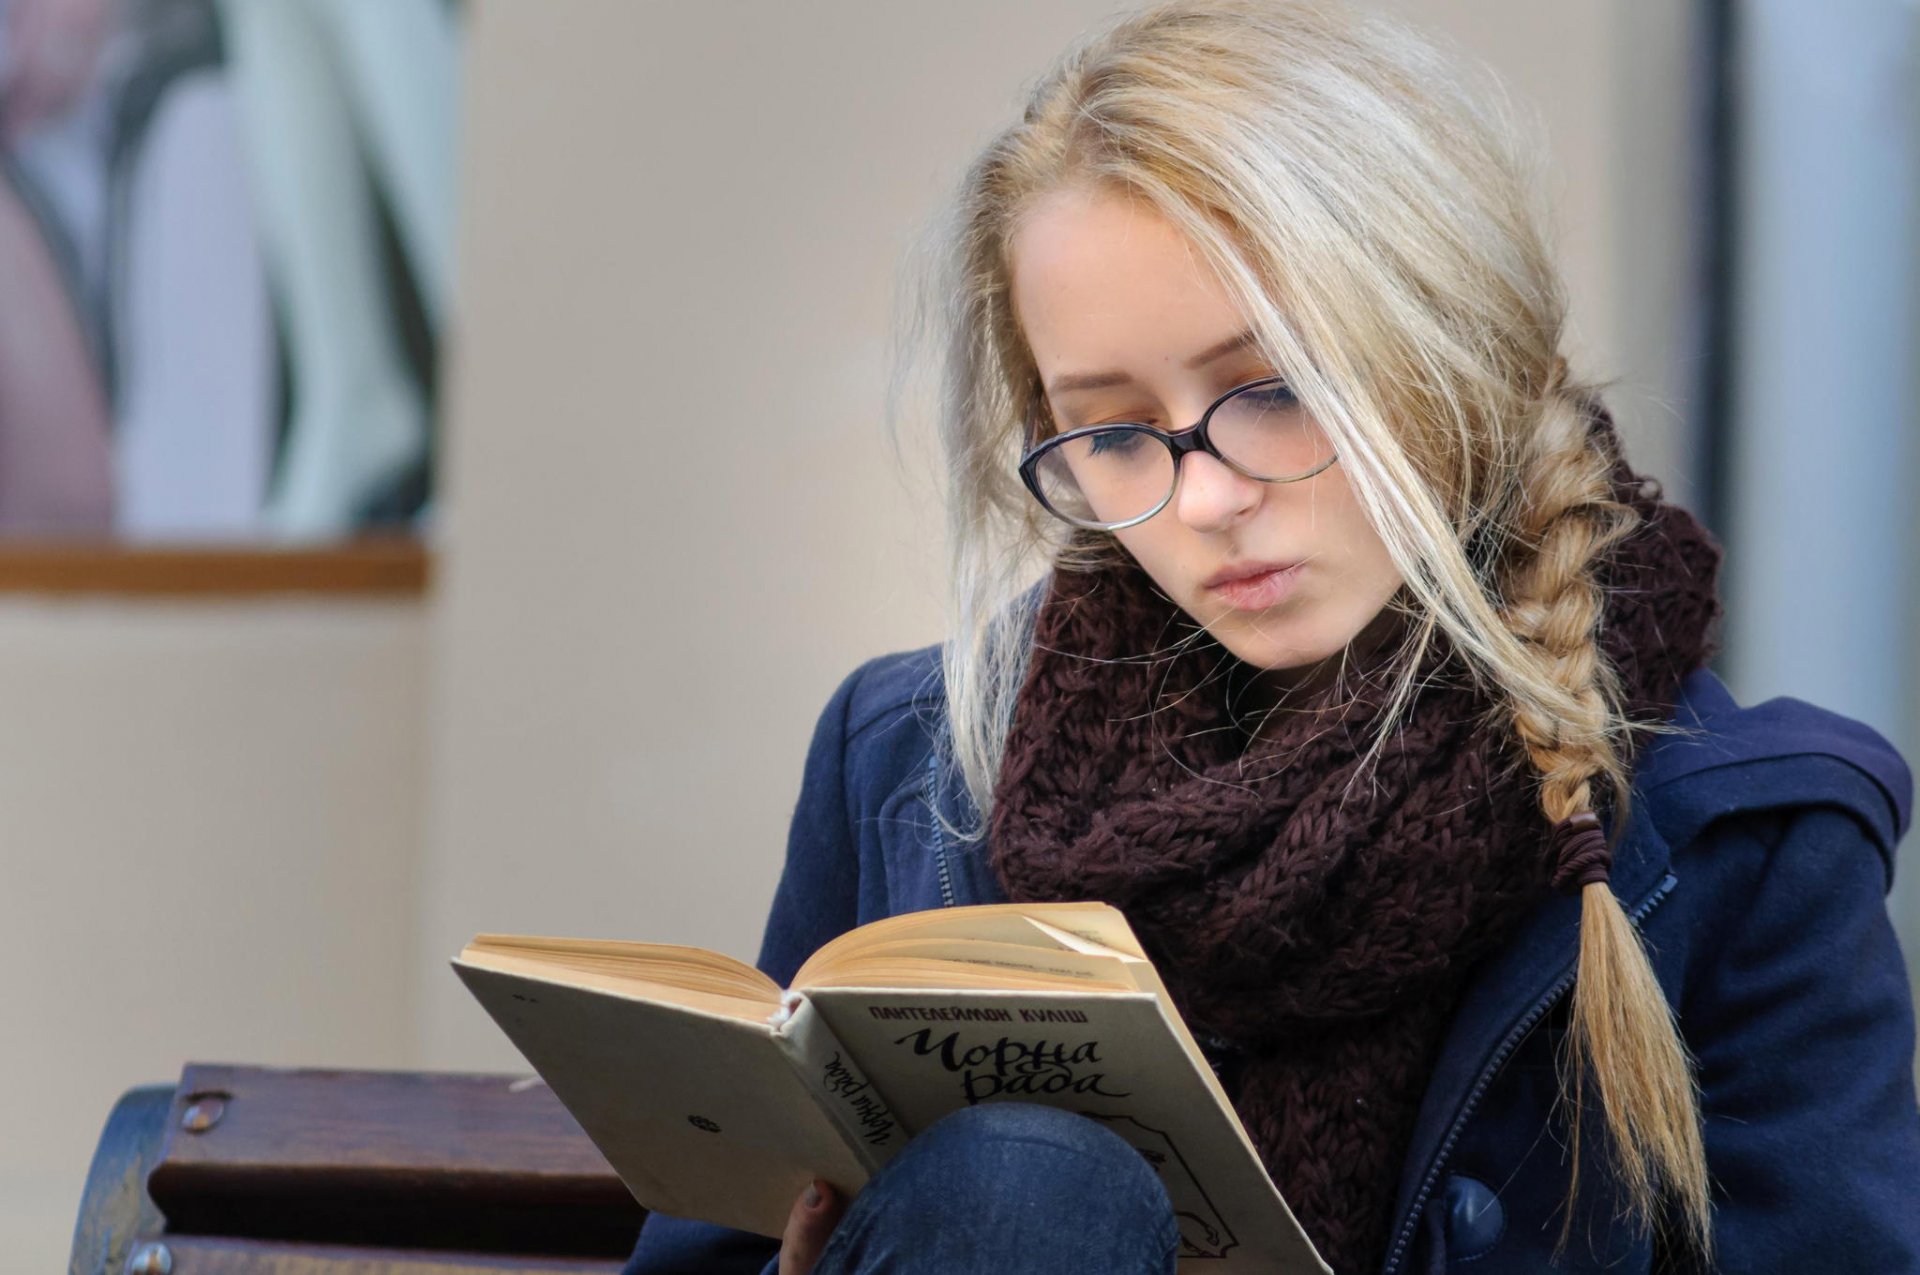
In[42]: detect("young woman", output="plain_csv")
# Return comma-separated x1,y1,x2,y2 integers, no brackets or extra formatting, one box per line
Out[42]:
624,2,1920,1272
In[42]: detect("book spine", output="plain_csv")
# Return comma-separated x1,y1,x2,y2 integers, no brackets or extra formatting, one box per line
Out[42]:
773,994,907,1175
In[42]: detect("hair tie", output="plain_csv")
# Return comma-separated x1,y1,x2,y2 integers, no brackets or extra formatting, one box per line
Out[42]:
1549,810,1610,895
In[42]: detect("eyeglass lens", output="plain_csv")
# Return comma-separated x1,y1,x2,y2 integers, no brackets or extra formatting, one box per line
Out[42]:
1029,382,1332,527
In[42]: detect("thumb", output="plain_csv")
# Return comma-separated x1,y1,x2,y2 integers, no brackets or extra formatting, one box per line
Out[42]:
778,1177,847,1275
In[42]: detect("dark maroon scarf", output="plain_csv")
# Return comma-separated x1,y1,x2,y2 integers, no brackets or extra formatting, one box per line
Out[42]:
986,404,1723,1273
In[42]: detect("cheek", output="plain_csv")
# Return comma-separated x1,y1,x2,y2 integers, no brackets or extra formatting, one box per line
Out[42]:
1319,476,1394,567
1354,538,1404,606
1110,525,1188,598
1330,504,1401,591
1345,530,1406,619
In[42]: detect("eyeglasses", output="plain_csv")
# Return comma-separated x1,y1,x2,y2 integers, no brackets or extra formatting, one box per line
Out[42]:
1017,376,1338,531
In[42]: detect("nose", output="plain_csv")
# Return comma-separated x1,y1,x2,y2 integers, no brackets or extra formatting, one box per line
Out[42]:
1171,448,1262,532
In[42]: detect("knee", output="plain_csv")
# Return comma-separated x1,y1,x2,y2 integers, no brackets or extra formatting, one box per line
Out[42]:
901,1101,1169,1209
917,1101,1131,1158
820,1103,1179,1273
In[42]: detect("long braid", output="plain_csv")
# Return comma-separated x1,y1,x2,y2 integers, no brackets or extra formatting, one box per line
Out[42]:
1496,360,1713,1264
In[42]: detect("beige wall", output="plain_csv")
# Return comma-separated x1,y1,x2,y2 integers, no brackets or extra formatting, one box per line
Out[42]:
4,600,425,1268
417,0,1696,1070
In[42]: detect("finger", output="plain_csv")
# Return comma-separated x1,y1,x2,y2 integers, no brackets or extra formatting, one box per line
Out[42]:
778,1177,847,1275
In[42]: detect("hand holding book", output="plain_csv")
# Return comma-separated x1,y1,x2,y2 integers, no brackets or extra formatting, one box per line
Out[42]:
778,1176,845,1275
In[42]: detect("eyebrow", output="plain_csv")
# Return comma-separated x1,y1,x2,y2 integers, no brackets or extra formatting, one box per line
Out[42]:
1044,327,1260,396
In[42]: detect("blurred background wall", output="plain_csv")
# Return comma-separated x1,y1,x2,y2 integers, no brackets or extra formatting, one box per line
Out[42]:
0,601,425,1262
8,0,1913,1267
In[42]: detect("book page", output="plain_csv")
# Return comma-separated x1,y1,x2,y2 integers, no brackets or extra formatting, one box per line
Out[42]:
806,986,1330,1275
461,946,774,1022
793,902,1141,986
453,959,870,1239
465,933,783,1005
1016,905,1149,958
1025,913,1143,958
799,938,1141,991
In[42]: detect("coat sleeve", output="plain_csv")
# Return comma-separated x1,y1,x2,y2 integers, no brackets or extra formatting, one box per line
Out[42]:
620,662,870,1275
1682,804,1920,1272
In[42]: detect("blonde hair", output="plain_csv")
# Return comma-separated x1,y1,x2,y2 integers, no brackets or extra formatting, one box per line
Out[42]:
887,0,1710,1263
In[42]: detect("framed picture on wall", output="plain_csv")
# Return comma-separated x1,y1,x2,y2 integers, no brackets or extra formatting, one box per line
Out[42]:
0,0,458,593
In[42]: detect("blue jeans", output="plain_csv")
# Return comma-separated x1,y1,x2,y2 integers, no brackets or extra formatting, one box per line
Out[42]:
810,1102,1181,1274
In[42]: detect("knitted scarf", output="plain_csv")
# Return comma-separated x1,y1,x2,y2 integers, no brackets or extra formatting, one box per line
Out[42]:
985,403,1723,1274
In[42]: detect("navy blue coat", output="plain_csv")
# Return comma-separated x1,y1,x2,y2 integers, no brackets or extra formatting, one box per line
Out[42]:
625,642,1920,1274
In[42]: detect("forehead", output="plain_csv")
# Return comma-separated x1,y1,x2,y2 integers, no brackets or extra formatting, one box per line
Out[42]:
1007,187,1249,380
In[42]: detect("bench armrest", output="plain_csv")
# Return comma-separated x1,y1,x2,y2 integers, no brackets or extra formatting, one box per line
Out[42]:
71,1063,645,1275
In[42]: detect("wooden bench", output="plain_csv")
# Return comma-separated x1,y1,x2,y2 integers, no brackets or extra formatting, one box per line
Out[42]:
70,1064,647,1275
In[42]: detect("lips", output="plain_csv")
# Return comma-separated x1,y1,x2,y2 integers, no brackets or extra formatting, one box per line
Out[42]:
1202,559,1302,590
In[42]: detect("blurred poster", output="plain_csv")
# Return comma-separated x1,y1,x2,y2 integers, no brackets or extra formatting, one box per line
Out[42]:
0,0,459,542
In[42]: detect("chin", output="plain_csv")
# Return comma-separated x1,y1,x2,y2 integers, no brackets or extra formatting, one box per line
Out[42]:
1207,618,1336,674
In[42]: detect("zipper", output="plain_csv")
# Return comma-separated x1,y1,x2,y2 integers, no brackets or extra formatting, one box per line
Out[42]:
1379,870,1680,1275
924,748,958,908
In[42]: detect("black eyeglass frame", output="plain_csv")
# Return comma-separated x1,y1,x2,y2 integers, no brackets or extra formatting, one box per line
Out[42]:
1016,375,1339,531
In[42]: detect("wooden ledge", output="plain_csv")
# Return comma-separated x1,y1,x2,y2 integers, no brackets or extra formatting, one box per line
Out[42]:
0,539,430,597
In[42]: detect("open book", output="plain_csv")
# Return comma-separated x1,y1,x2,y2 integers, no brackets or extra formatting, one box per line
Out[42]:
453,901,1330,1274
